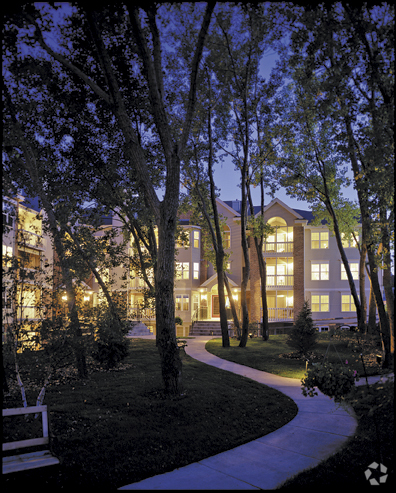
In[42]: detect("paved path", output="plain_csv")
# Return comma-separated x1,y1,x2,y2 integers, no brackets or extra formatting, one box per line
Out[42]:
120,336,390,490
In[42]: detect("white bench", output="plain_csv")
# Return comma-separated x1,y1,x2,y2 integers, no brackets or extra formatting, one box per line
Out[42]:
2,405,59,474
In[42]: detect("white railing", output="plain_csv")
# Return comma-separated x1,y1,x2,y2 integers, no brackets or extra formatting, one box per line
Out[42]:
17,306,39,320
267,307,294,321
266,275,294,287
263,242,293,253
18,230,46,250
129,278,149,290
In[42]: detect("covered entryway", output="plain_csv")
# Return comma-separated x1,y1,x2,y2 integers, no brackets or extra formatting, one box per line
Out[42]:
193,274,240,322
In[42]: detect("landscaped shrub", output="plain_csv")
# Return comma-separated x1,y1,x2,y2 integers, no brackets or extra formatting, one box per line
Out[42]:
286,300,318,358
92,311,129,369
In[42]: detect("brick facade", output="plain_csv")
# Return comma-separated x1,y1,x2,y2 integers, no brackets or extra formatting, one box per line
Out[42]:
293,223,305,321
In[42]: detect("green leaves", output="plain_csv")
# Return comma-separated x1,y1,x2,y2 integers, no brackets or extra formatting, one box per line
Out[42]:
301,361,359,403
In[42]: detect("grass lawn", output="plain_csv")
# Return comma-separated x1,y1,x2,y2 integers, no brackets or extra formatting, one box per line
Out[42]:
3,338,297,491
206,333,394,489
205,332,386,380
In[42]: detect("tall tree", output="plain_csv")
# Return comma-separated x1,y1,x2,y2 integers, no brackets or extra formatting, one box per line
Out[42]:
285,2,394,366
215,4,282,347
3,3,215,393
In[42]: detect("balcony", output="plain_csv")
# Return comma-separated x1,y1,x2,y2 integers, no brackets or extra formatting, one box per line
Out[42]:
263,242,293,253
266,275,294,287
17,230,46,251
16,306,40,320
267,307,294,321
129,278,149,290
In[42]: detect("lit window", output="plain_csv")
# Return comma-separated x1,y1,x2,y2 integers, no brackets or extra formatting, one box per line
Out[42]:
176,262,189,279
182,295,189,311
175,295,181,310
342,294,357,312
311,231,329,249
2,244,12,267
311,294,329,312
341,232,359,248
193,231,199,248
193,262,199,280
223,226,231,249
341,263,359,280
311,262,329,280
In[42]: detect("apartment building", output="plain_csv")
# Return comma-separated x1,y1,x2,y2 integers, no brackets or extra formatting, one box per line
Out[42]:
89,197,375,336
248,198,372,332
2,194,54,341
3,194,377,339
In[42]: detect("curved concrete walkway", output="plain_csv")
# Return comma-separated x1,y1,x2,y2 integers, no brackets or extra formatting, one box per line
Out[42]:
120,336,390,490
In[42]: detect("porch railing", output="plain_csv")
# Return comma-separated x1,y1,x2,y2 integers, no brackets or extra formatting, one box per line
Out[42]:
266,307,294,321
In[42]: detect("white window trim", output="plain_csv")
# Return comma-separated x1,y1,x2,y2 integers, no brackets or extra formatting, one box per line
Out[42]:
311,262,329,281
311,293,330,312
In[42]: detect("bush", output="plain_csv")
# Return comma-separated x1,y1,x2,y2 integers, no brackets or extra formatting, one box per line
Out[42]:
92,311,129,369
287,300,318,358
301,361,359,403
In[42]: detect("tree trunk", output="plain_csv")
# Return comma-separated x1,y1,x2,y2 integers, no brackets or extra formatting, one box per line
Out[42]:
224,273,241,338
367,283,377,334
367,245,391,368
14,129,88,379
325,199,365,332
239,165,250,348
380,209,394,365
155,201,183,395
358,234,368,333
216,261,230,347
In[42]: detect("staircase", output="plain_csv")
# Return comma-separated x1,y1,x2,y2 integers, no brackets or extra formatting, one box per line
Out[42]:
190,321,230,336
126,321,152,337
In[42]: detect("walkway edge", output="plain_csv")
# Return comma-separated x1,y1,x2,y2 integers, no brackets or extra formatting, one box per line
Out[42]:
120,336,364,490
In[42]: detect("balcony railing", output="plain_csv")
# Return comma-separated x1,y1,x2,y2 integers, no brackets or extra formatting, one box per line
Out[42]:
17,230,46,250
129,278,149,290
263,242,293,253
267,307,294,321
266,275,294,287
128,304,155,322
17,306,40,320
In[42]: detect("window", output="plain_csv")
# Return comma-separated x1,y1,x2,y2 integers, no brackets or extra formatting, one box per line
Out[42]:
342,294,357,312
341,232,359,248
264,217,293,253
176,262,189,279
19,248,41,269
95,268,109,285
2,245,12,267
311,231,329,249
193,262,199,280
193,231,200,248
176,294,189,311
311,262,329,280
341,263,359,280
2,202,14,227
311,294,329,312
265,258,293,286
226,261,231,272
223,226,231,249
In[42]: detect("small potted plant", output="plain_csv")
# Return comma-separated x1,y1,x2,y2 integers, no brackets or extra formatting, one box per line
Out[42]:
301,360,359,403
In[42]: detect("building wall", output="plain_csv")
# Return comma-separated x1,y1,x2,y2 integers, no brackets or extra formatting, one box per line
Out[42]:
293,222,305,320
